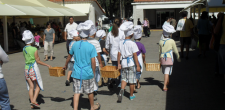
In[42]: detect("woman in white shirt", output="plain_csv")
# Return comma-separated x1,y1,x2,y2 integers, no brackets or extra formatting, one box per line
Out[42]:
105,18,125,87
0,45,11,110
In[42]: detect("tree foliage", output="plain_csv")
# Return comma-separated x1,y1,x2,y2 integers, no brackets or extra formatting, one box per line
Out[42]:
97,0,133,19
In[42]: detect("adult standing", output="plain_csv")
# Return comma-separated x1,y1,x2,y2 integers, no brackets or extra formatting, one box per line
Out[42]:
170,17,177,29
43,22,55,61
64,17,78,54
142,18,149,37
179,11,194,60
105,17,125,87
214,13,225,79
137,18,142,25
0,45,11,110
197,11,211,58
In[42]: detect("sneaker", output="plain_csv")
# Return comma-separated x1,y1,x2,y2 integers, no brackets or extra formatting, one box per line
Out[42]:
130,94,136,100
117,90,124,103
65,80,70,86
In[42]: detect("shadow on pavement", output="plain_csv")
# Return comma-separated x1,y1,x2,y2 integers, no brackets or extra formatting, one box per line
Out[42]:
141,77,164,91
165,49,225,110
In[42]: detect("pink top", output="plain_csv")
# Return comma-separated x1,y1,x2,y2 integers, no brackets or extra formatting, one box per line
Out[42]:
34,35,41,42
143,20,148,27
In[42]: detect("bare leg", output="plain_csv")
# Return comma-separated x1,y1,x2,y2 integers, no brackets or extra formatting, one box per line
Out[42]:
44,55,48,61
121,80,127,90
88,93,95,110
73,93,80,110
129,84,135,96
33,80,40,103
164,74,169,89
67,71,72,81
50,56,53,61
27,79,35,103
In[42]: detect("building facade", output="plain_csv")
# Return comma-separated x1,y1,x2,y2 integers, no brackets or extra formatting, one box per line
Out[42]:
132,0,194,29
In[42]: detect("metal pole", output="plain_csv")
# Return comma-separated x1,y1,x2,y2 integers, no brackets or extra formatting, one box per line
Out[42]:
63,0,66,27
120,0,122,18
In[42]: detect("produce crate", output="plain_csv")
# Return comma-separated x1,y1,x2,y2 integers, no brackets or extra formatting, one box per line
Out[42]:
100,66,120,78
145,63,161,71
49,67,65,77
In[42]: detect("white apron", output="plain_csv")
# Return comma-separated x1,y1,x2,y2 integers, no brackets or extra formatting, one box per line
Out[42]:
137,53,144,73
25,62,44,91
94,57,100,91
101,54,107,66
23,46,43,91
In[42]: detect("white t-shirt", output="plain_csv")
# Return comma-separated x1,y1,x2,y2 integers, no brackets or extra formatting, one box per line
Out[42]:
87,38,102,66
105,28,125,61
64,22,78,40
119,40,139,68
0,45,9,78
69,41,76,61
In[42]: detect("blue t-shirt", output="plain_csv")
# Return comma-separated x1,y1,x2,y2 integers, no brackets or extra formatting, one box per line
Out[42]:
69,40,97,80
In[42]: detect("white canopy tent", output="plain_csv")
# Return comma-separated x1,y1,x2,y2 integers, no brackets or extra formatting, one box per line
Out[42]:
0,0,86,52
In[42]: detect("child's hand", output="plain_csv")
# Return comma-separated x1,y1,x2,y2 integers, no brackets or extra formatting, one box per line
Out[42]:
143,61,146,64
99,63,103,68
47,65,52,68
63,65,67,70
136,66,141,72
118,64,121,70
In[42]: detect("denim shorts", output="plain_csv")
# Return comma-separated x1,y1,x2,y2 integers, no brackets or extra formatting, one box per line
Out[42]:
68,61,74,71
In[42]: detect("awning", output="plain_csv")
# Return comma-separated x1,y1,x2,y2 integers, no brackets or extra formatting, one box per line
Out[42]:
8,5,47,16
65,4,90,14
25,0,86,16
180,0,205,12
0,4,26,16
136,4,190,9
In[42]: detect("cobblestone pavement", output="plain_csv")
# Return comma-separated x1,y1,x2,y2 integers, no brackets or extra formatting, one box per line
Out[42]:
1,31,225,110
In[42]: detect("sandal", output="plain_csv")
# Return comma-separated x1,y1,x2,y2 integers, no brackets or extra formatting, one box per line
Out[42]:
94,103,101,110
30,103,40,109
44,58,48,61
134,90,138,93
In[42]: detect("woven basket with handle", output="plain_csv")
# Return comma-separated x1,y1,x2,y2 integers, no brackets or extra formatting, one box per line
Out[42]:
145,63,161,71
100,66,120,78
49,67,65,77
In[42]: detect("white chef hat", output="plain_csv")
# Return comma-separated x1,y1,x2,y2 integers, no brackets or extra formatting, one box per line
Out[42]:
120,21,134,37
96,30,106,38
84,20,96,36
162,24,176,37
76,22,92,38
22,30,34,44
133,25,142,40
69,29,79,37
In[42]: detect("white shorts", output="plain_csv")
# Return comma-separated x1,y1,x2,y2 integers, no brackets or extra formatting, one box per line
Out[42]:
162,65,173,75
35,42,40,46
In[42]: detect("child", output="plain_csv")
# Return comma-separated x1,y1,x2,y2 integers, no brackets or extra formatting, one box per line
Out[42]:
86,20,103,101
22,30,51,109
96,30,109,86
117,21,140,103
133,25,146,93
34,31,42,49
65,29,80,86
159,23,180,91
63,21,101,110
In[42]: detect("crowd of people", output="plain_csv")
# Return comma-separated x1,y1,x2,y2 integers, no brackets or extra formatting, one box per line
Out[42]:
0,10,225,110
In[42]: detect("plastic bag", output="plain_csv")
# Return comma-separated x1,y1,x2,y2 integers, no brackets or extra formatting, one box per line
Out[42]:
191,38,197,49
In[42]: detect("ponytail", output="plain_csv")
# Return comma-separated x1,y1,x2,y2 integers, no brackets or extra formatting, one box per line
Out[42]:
112,17,122,37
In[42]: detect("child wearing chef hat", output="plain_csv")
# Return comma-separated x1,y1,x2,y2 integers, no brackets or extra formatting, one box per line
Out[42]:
117,21,141,102
22,30,51,109
63,21,101,110
133,25,146,93
95,30,109,86
86,20,103,101
159,23,180,92
65,29,80,86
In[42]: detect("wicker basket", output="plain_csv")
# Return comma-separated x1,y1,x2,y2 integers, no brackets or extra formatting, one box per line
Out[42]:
49,67,65,77
145,63,161,71
100,66,120,78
